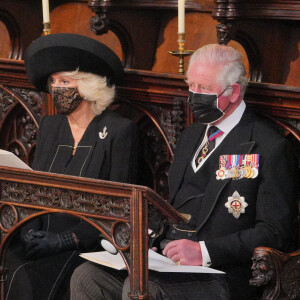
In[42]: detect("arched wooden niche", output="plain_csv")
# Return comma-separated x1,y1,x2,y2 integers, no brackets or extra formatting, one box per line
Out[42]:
50,3,124,65
0,10,21,60
227,40,250,80
0,21,11,59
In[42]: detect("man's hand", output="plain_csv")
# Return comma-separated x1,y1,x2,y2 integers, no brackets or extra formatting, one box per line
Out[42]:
162,239,203,266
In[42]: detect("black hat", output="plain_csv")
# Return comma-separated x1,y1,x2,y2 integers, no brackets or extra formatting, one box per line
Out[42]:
24,33,123,92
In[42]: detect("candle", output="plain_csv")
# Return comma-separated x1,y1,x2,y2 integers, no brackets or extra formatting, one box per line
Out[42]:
42,0,50,23
178,0,185,33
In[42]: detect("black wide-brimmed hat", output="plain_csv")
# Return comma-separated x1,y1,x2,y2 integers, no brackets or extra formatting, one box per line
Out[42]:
24,33,123,92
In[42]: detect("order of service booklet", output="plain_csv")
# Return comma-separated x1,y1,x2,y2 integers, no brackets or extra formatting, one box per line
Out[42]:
80,249,225,274
0,149,32,170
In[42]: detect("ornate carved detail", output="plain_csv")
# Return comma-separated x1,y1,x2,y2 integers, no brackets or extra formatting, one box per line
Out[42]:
12,88,42,121
0,87,16,119
0,86,42,165
112,221,130,249
250,247,300,300
159,97,185,150
0,205,17,231
171,98,185,149
216,22,234,45
1,181,131,219
90,12,109,35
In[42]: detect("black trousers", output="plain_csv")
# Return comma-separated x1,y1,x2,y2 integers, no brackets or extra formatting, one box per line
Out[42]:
70,261,230,300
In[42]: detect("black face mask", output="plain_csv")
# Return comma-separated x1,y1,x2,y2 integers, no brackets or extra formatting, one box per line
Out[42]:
188,88,230,124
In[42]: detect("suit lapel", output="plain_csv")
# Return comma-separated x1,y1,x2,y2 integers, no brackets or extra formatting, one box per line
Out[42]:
196,109,257,232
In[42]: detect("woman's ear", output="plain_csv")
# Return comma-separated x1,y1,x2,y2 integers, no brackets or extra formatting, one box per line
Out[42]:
229,83,241,103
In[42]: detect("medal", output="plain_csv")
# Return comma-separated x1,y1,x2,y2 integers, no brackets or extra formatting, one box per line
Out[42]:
216,154,260,180
216,168,227,180
225,191,248,219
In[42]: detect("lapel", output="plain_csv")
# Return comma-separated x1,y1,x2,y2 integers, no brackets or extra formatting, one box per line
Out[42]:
169,122,206,203
196,109,257,232
79,110,112,178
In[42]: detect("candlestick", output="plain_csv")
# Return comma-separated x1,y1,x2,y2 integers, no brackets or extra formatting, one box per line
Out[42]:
168,33,193,75
43,22,51,35
178,0,185,33
42,0,50,23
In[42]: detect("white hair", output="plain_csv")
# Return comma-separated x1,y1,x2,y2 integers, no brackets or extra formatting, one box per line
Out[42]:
187,44,248,97
58,69,115,115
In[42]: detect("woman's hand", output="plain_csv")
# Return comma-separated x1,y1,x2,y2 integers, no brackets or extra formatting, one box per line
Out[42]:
22,230,77,259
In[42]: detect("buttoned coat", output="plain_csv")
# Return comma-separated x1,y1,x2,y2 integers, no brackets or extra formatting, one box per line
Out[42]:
6,109,138,300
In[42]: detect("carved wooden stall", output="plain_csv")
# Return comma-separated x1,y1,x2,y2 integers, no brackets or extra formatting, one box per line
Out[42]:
0,0,299,299
0,59,300,299
0,166,186,300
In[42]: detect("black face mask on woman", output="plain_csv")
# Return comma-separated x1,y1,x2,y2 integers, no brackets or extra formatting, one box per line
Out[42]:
50,87,83,115
188,88,230,124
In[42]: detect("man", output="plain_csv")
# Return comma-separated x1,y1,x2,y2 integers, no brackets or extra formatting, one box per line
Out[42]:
70,44,297,299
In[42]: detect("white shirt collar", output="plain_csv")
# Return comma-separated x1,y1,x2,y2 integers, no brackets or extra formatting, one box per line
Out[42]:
210,100,246,134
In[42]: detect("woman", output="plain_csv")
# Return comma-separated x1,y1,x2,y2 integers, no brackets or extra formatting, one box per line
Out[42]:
5,33,137,300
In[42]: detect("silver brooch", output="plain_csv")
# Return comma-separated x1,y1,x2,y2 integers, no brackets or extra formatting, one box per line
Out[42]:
99,126,108,139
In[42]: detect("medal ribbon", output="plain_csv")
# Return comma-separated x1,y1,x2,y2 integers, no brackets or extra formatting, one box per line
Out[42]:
208,129,223,141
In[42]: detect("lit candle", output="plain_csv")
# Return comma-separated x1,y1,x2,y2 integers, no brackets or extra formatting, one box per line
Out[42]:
178,0,185,33
42,0,50,23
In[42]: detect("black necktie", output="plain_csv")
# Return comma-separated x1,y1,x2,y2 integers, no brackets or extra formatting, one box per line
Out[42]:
195,126,223,167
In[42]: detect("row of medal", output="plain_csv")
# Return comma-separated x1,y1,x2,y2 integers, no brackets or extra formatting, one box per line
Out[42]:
216,154,260,180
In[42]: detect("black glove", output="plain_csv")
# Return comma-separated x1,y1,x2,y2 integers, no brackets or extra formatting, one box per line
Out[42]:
22,230,78,259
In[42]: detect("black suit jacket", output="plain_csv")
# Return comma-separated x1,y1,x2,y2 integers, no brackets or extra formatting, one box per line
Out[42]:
168,109,297,294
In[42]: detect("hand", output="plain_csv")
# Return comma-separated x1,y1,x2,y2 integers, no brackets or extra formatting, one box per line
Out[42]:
162,239,203,266
23,230,77,259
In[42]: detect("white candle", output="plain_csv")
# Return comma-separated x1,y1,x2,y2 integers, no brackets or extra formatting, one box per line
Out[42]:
178,0,185,33
42,0,50,23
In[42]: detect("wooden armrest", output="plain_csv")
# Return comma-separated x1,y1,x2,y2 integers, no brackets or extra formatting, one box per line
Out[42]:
249,246,300,300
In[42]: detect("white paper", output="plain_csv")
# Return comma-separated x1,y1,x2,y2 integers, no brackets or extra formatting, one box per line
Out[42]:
0,149,32,170
80,249,225,274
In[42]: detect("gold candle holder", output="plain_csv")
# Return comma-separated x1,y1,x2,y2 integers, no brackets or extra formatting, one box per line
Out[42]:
168,33,193,75
43,22,51,35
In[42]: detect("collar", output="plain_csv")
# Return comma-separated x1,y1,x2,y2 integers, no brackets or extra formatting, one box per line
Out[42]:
210,100,246,135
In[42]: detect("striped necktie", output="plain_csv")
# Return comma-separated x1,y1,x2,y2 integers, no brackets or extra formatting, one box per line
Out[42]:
195,126,223,167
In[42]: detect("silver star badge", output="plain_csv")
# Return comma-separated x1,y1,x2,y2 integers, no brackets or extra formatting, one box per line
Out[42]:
99,126,108,139
225,191,248,219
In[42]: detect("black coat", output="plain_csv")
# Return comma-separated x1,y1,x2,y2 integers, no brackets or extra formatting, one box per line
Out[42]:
6,109,138,300
168,109,297,298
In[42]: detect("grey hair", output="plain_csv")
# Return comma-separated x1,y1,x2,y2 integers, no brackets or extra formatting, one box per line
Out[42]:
187,44,248,97
58,69,115,115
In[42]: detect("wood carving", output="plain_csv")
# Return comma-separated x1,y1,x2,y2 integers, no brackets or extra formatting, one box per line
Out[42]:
250,247,300,300
90,8,109,35
1,181,131,219
0,85,42,165
216,22,234,45
0,167,186,299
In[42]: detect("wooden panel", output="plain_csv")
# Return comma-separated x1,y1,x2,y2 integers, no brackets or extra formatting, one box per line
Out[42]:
284,23,300,87
50,3,123,62
0,21,11,59
214,0,300,20
0,0,42,59
0,166,185,299
0,0,299,86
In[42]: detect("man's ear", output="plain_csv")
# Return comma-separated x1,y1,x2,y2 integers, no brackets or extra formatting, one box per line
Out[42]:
229,83,241,103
